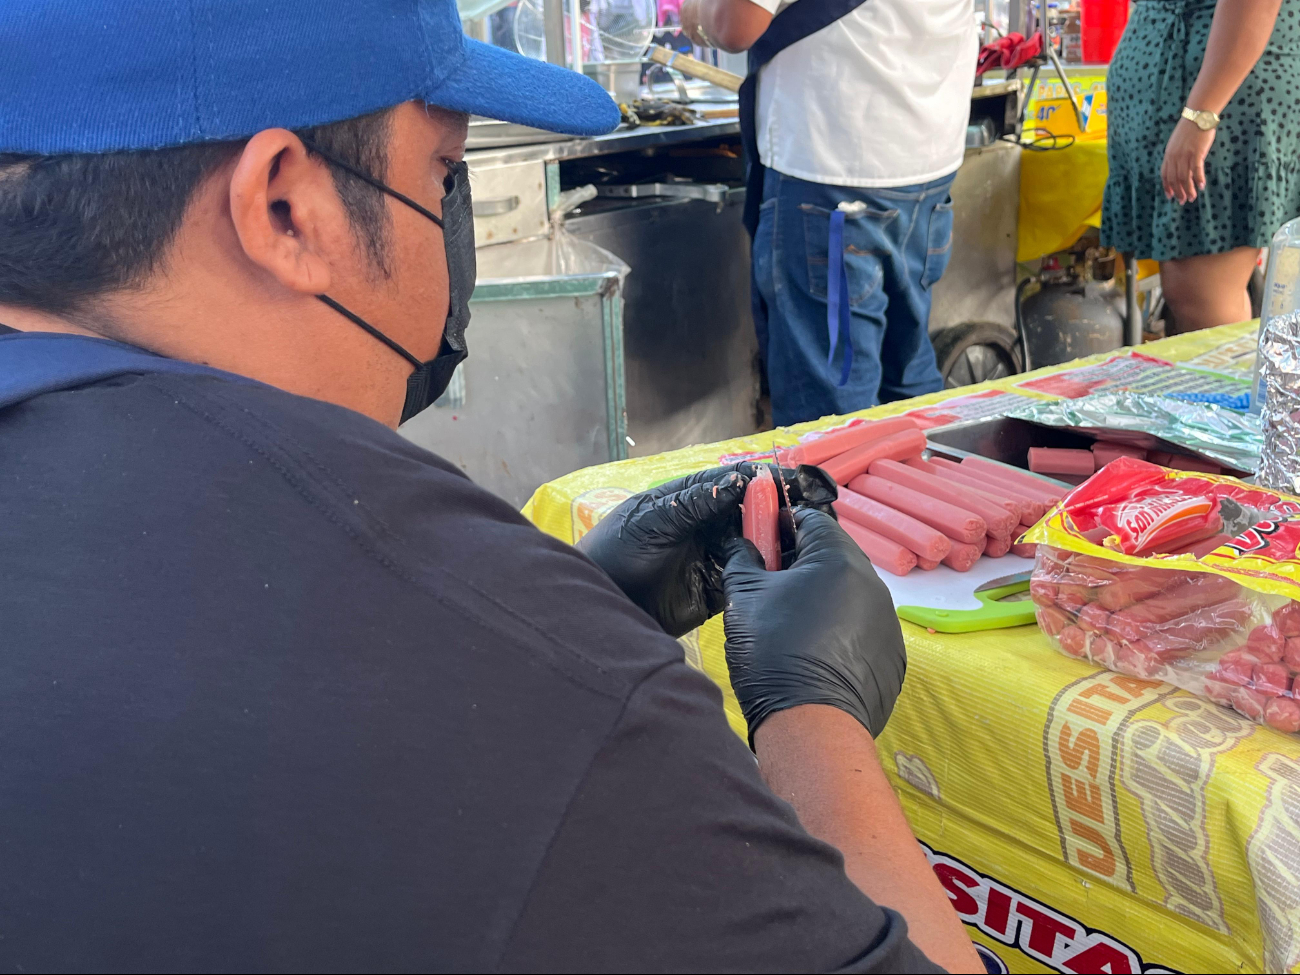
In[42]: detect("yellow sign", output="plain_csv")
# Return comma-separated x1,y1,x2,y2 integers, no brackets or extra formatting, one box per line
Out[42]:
1032,90,1108,139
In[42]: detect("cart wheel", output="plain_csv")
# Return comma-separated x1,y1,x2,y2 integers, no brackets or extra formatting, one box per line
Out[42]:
931,322,1022,389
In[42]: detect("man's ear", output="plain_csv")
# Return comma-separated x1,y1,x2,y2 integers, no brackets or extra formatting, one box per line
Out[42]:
228,129,343,295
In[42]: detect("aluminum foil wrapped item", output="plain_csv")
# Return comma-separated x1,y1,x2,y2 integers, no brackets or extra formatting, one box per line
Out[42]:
1007,391,1262,473
1257,309,1300,493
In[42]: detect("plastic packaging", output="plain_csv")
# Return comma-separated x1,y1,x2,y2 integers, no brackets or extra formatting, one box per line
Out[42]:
1030,547,1300,732
1252,215,1300,416
1024,457,1300,732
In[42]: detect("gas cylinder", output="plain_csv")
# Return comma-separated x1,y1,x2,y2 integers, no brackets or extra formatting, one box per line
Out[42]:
1019,280,1125,369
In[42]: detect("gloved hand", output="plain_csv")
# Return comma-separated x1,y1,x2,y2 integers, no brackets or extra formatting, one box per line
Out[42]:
577,462,837,638
721,507,906,741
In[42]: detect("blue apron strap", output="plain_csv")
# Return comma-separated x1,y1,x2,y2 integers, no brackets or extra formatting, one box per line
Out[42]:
0,332,257,411
739,0,871,238
826,210,853,386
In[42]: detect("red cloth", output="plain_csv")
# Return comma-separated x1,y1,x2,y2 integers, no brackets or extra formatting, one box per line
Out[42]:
975,31,1044,76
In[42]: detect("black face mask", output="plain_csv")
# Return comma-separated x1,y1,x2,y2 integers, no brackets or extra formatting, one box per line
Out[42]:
299,138,476,423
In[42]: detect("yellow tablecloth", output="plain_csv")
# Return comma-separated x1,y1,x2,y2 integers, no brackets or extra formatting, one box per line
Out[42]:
1018,136,1109,263
524,322,1297,974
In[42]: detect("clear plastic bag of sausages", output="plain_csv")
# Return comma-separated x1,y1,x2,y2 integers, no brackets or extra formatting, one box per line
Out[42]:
1019,456,1300,735
1030,546,1300,734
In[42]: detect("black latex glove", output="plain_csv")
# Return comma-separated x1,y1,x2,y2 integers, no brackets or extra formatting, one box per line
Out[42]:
721,507,906,741
577,462,838,638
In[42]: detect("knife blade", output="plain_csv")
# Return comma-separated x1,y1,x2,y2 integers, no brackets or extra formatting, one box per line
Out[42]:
973,570,1032,594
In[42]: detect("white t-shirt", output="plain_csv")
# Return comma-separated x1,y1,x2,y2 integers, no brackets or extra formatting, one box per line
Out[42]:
747,0,980,188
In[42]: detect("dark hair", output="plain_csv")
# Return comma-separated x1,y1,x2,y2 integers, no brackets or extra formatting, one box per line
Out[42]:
0,107,394,318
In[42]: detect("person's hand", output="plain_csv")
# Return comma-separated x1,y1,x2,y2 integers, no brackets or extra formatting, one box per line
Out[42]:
577,463,837,638
721,507,905,741
680,0,707,46
1162,118,1217,204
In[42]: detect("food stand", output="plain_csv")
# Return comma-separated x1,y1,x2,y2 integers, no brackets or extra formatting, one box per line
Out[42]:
525,321,1298,975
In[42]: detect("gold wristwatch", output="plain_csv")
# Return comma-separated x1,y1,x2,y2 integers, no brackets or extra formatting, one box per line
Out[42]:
1181,106,1221,130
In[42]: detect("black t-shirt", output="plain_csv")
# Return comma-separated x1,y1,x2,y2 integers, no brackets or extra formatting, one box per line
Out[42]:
0,331,941,973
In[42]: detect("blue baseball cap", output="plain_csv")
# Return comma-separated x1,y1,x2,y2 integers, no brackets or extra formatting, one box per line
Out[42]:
0,0,621,155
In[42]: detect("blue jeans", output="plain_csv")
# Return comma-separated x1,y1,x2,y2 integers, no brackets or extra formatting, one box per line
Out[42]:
752,169,956,426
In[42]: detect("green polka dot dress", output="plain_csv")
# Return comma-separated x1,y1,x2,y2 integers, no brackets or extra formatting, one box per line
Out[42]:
1102,0,1300,261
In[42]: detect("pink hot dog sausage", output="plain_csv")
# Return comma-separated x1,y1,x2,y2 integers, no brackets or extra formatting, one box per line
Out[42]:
1095,566,1176,611
742,466,780,571
867,459,1017,535
1091,441,1147,468
941,538,982,572
1106,574,1242,643
905,456,1025,521
839,517,918,576
819,428,927,485
1058,625,1087,657
849,474,986,544
780,416,923,468
832,489,952,562
953,460,1064,508
984,533,1011,558
1078,602,1111,634
1037,605,1071,637
960,455,1068,501
1265,697,1300,733
923,456,1047,523
1028,447,1095,477
1126,599,1252,656
1275,601,1300,637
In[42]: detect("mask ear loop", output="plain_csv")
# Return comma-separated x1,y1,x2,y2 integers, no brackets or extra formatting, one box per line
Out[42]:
315,294,423,370
297,135,449,371
297,136,445,228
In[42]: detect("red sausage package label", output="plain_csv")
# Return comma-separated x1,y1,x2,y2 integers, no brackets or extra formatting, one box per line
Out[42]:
1099,493,1217,554
1023,457,1300,734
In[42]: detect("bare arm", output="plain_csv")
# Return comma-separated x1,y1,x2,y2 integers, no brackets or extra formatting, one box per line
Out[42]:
755,705,983,974
680,0,773,53
1162,0,1283,203
1188,0,1282,114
